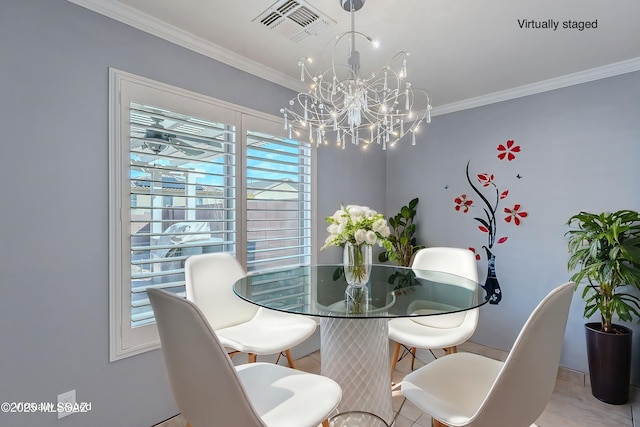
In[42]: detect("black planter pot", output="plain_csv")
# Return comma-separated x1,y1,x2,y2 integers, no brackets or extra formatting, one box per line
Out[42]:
584,322,632,404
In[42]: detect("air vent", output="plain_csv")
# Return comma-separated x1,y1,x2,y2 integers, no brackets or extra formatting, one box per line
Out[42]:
254,0,335,42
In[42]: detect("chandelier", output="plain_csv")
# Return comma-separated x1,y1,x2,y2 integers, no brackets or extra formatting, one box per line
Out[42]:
280,0,432,150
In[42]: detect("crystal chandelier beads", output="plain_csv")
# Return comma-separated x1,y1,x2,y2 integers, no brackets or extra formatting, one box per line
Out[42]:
280,0,431,150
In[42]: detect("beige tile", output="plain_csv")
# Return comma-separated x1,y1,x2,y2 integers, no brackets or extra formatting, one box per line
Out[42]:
293,352,322,374
391,413,416,427
557,366,586,387
396,398,426,423
535,379,633,427
413,413,434,427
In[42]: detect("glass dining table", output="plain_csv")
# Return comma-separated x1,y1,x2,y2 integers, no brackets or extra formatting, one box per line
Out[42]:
233,264,487,425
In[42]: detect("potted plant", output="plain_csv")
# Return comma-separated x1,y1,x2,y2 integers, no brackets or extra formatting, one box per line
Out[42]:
377,198,425,290
378,198,425,267
566,209,640,404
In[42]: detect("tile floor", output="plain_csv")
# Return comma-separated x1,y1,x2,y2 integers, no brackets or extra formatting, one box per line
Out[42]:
158,340,638,427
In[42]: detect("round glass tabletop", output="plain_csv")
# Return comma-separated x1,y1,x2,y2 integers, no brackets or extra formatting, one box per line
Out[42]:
233,264,487,319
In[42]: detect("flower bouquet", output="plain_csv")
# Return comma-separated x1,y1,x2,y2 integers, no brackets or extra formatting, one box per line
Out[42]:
322,205,392,313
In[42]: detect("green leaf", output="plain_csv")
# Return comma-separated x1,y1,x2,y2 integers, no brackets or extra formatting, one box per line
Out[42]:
566,210,640,325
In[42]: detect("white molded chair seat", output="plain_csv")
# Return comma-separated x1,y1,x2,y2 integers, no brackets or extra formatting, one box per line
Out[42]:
185,252,317,367
388,314,477,350
148,288,342,427
401,282,574,427
389,247,480,376
216,308,317,355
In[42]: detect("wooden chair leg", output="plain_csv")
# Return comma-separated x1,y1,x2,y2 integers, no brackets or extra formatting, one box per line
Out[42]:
186,423,192,427
248,353,257,363
322,419,330,427
390,342,401,380
284,349,296,369
410,347,417,370
433,419,449,427
443,346,458,355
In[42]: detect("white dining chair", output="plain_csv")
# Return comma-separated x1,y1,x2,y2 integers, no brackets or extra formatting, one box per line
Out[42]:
401,281,574,427
148,288,342,427
184,252,317,368
389,247,480,378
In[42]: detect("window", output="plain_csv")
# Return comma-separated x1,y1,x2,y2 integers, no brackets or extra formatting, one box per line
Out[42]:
109,69,315,360
246,129,312,271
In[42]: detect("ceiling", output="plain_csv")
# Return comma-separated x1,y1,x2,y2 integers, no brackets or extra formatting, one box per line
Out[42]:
73,0,640,112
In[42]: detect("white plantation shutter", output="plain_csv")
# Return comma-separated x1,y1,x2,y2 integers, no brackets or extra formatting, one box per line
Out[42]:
128,102,236,328
245,126,312,271
110,70,316,360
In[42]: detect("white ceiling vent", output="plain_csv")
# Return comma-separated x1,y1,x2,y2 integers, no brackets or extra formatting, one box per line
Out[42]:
254,0,335,42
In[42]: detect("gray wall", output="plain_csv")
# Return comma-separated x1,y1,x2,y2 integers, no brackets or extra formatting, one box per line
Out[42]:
1,1,637,426
387,70,640,385
0,1,384,426
316,146,388,263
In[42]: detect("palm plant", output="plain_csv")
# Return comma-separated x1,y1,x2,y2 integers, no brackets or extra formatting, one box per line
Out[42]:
566,210,640,333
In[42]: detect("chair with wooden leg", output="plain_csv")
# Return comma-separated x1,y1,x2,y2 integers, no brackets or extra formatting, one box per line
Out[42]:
401,282,574,427
185,252,317,368
148,288,341,427
388,247,480,378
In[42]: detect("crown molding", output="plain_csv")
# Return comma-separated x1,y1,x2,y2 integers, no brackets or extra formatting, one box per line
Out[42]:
69,1,639,116
431,57,640,117
67,0,306,93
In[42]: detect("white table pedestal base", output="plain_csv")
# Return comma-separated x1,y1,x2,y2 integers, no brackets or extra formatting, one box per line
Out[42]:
320,317,393,425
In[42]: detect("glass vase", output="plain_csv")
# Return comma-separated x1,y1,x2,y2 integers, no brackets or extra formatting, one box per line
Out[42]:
345,283,369,315
343,242,372,315
343,242,372,286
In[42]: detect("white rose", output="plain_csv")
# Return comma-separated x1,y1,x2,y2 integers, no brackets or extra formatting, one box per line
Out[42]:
372,218,386,233
365,230,378,245
327,224,340,235
354,229,367,245
332,209,346,222
379,224,391,238
353,204,367,214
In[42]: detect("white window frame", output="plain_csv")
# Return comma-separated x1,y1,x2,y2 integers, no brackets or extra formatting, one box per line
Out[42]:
109,69,317,361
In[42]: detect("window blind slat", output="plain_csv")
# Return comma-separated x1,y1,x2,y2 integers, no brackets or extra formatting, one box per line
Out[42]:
128,101,236,328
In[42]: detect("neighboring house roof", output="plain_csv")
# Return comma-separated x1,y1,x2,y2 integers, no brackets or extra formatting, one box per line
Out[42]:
131,174,299,199
132,175,222,196
248,178,299,199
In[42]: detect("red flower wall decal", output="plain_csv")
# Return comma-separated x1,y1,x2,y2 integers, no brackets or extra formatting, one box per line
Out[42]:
497,139,521,161
477,173,494,187
468,247,481,260
454,194,473,212
504,204,528,225
454,139,526,305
